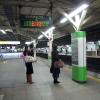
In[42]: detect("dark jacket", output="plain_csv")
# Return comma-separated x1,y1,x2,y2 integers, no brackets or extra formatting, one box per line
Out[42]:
50,51,60,74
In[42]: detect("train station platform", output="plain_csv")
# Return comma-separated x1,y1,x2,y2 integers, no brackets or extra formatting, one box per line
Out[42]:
0,57,100,100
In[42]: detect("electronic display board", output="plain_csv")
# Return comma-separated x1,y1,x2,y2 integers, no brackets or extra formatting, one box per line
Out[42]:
20,15,50,28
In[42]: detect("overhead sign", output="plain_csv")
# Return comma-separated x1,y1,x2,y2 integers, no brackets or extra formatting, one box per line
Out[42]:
20,15,50,28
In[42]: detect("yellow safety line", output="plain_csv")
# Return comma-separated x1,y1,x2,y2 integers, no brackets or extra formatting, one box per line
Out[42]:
88,76,100,83
64,66,100,83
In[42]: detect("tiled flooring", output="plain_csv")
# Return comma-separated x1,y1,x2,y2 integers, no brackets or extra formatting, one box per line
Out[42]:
0,58,100,100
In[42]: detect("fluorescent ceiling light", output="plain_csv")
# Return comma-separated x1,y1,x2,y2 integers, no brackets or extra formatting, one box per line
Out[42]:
60,18,67,23
45,26,55,34
0,41,20,45
60,3,89,23
0,30,6,34
25,40,36,45
38,26,55,39
25,42,31,45
5,29,13,32
38,35,43,39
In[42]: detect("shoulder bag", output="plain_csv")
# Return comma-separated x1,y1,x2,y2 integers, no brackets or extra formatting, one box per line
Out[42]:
54,59,64,68
24,56,36,63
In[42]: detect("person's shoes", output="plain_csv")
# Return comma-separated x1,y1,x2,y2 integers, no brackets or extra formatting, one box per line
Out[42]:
56,81,60,83
29,82,34,84
54,81,60,84
26,81,29,83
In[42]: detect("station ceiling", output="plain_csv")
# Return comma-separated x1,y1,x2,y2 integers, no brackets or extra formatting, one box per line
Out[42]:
0,0,100,43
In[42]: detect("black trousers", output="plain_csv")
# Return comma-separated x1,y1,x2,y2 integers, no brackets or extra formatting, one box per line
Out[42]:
52,68,60,82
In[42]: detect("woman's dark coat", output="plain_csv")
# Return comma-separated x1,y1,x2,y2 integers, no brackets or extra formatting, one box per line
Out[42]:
50,51,60,75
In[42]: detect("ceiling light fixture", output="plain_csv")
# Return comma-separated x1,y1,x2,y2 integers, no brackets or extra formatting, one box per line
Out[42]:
25,42,32,45
0,41,20,45
40,26,55,39
0,30,6,34
38,26,55,39
45,26,55,34
5,29,13,33
60,3,89,23
38,35,43,39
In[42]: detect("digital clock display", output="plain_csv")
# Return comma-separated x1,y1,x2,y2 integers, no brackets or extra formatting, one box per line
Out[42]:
20,15,50,28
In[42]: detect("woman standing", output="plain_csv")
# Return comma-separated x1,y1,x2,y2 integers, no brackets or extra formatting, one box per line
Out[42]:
50,44,60,84
23,46,34,84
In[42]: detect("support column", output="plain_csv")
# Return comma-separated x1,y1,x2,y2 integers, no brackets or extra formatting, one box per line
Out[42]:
48,38,52,64
72,31,87,83
33,40,36,60
47,29,53,65
34,44,36,59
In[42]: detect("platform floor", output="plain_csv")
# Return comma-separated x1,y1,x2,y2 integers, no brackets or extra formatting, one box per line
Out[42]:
0,57,100,100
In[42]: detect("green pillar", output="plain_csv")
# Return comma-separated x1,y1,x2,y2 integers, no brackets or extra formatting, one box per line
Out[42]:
72,31,87,83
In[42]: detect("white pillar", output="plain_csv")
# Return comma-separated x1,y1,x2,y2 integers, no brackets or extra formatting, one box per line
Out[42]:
48,38,53,60
33,40,37,59
48,30,53,65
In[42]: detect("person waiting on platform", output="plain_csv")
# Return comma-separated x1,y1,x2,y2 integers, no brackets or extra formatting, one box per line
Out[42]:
50,44,63,84
23,46,34,84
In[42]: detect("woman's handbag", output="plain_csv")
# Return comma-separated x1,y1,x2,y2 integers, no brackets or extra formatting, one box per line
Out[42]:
54,59,64,68
24,56,36,63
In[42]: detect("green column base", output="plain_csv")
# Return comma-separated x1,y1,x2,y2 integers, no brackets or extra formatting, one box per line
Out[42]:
72,65,87,83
